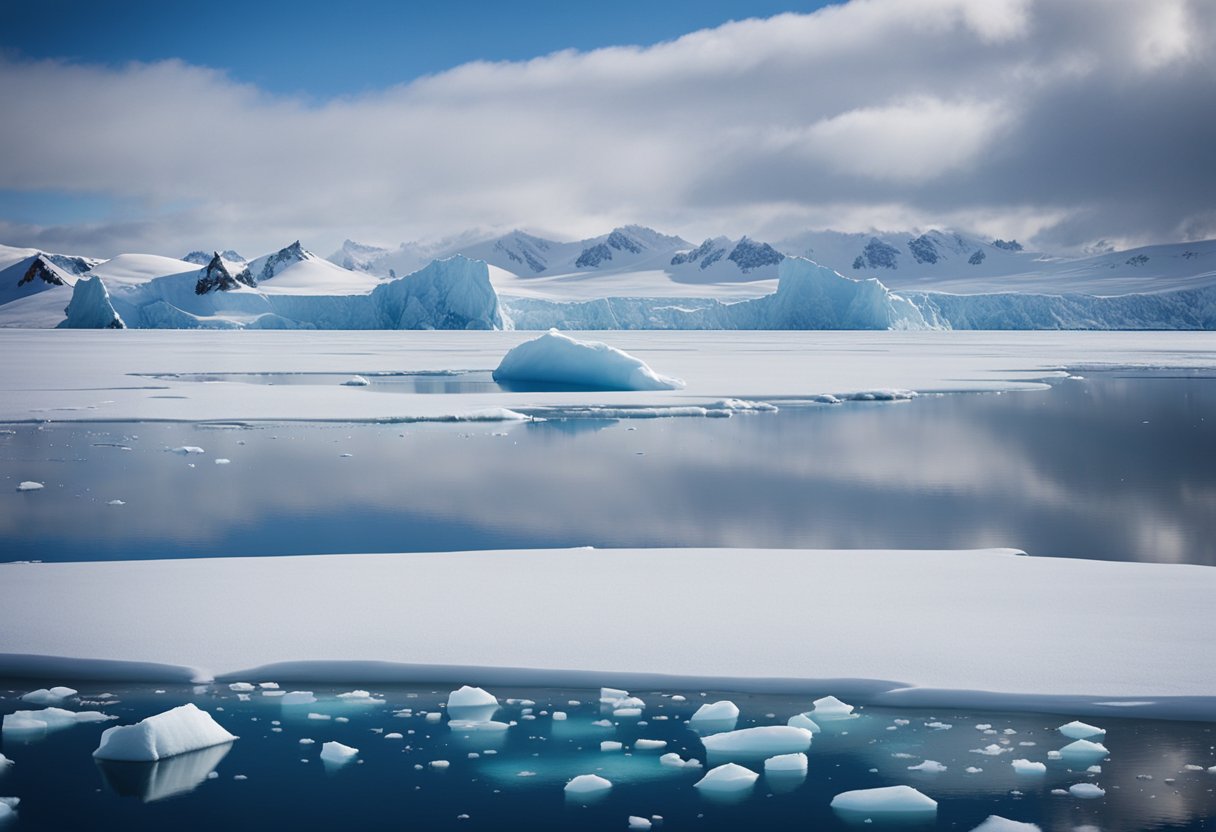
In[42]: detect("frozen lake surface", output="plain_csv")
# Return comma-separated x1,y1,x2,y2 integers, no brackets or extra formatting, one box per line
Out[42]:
1,679,1213,831
2,371,1213,564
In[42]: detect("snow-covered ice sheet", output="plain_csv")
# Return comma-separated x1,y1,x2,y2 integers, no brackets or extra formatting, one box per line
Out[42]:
1,548,1213,717
1,330,1215,424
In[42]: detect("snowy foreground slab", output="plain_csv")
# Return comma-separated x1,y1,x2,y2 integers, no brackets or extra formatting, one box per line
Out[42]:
1,330,1215,423
1,548,1213,718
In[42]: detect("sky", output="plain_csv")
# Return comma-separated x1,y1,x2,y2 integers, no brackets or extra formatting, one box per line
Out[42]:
0,0,1213,259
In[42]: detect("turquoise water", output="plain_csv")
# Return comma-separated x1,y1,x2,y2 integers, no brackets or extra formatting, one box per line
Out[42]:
1,680,1213,831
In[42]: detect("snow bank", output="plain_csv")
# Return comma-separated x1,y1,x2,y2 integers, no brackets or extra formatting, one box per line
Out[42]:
493,330,685,391
564,774,612,795
93,704,237,761
830,785,937,814
693,763,759,793
701,726,812,755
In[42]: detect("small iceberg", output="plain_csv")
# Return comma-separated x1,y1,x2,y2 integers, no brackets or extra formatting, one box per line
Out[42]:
1069,783,1105,799
765,752,808,773
4,707,117,737
1011,759,1046,774
969,817,1043,832
787,713,822,734
319,741,359,767
693,763,759,794
831,785,937,817
701,725,812,756
15,481,43,492
908,760,947,773
1058,720,1105,740
1058,739,1109,762
810,695,855,720
690,701,739,722
20,686,77,705
564,774,612,799
493,330,685,391
660,752,702,769
342,375,371,386
447,685,498,709
93,704,237,762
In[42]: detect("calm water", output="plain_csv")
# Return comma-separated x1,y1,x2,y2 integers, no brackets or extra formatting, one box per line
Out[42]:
2,372,1214,564
1,680,1213,831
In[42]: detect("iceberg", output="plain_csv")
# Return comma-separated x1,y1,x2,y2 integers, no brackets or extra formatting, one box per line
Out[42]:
786,713,822,733
689,701,740,723
809,695,855,719
319,741,359,766
764,752,808,772
20,686,77,704
493,329,685,391
908,760,948,773
564,774,612,796
830,785,937,814
447,685,498,709
1069,783,1105,799
1058,739,1109,761
58,275,124,329
93,704,237,762
1058,720,1105,740
1011,759,1046,774
701,725,812,755
659,752,702,769
693,762,759,793
4,707,117,736
969,817,1042,832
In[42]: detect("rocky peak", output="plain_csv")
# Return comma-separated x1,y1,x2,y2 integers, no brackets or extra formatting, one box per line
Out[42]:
17,255,68,288
196,252,256,295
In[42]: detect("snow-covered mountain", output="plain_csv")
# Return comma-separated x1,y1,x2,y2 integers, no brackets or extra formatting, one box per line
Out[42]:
0,244,103,327
183,249,246,266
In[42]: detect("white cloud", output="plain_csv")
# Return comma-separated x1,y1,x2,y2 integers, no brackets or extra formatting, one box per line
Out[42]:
0,0,1212,258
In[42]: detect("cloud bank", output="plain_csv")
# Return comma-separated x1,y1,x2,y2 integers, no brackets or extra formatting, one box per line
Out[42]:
0,0,1213,257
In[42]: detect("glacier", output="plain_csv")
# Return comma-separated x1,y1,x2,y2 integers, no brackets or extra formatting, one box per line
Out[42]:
34,244,1216,331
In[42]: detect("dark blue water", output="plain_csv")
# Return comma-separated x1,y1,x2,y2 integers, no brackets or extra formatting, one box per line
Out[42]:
2,372,1214,564
1,680,1213,831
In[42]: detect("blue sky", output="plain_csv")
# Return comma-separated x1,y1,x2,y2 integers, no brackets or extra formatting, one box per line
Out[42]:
0,0,830,97
0,0,1212,258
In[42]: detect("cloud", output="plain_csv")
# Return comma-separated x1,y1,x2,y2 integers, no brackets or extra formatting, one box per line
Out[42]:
0,0,1212,258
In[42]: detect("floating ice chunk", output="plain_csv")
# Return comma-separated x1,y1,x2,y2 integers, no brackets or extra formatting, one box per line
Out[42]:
447,685,498,709
908,760,947,773
1058,721,1105,740
565,774,613,796
551,711,567,721
810,696,854,718
612,696,646,711
4,707,116,735
384,733,403,740
1047,751,1062,760
227,683,255,692
336,690,385,705
701,726,812,756
319,741,359,766
601,741,623,752
830,785,937,814
972,744,1012,756
694,763,759,793
1069,783,1105,799
493,330,685,392
969,817,1043,832
1011,759,1046,774
20,686,77,704
660,753,702,769
925,721,952,730
168,446,205,455
429,760,450,769
258,682,279,690
613,708,643,718
342,376,371,387
108,499,126,505
965,767,983,774
0,753,11,767
280,691,317,706
690,701,739,722
628,817,652,831
765,752,808,773
0,798,17,823
1059,739,1108,759
787,713,822,734
307,713,330,721
591,719,614,728
93,704,237,762
670,695,686,702
634,739,667,750
298,739,315,745
214,458,230,465
449,720,510,733
15,481,43,492
601,687,630,703
1087,765,1102,773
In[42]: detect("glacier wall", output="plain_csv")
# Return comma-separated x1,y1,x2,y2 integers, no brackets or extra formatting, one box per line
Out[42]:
55,252,1216,331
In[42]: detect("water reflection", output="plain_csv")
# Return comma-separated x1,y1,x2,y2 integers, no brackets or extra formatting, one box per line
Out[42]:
1,373,1214,564
96,742,232,803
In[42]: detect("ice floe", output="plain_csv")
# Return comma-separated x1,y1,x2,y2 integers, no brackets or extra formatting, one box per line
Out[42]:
693,763,759,793
830,785,937,815
319,741,359,766
493,330,685,391
701,726,812,756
